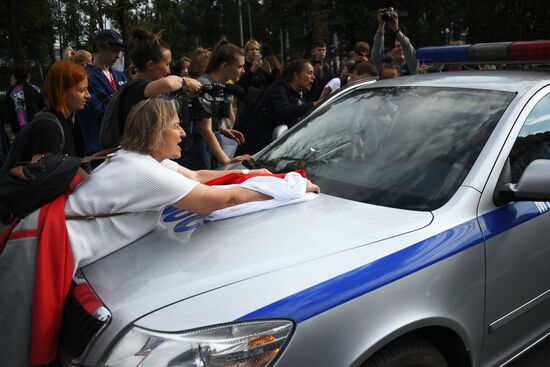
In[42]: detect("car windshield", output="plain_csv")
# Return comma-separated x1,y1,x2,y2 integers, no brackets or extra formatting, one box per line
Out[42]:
255,86,515,211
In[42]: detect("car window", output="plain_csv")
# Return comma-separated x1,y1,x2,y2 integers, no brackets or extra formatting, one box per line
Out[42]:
256,87,515,211
509,93,550,183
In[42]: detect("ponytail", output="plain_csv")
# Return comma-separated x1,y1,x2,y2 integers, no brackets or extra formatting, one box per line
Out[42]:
63,47,75,61
205,39,244,74
130,28,170,71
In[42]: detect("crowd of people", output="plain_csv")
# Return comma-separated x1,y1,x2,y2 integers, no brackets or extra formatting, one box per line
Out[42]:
0,8,522,365
2,6,490,262
0,9,425,172
0,23,326,367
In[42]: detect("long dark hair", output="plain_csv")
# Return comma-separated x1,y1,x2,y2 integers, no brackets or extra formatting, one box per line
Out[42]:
205,39,244,74
130,28,170,71
282,59,311,82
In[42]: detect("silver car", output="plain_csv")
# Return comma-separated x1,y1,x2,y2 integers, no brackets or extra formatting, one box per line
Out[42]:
58,68,550,367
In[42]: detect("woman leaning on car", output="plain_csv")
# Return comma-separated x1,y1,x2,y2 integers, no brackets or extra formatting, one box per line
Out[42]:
65,97,319,269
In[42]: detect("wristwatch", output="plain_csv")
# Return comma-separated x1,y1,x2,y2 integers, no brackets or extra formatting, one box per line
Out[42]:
241,168,250,174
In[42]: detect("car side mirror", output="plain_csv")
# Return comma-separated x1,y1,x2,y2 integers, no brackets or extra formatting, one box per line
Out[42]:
497,159,550,204
271,124,288,142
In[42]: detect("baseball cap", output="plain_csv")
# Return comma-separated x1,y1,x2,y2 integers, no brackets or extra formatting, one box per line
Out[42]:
94,29,128,48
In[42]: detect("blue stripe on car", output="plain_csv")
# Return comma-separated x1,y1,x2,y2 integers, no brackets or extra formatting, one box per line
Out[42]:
238,201,548,323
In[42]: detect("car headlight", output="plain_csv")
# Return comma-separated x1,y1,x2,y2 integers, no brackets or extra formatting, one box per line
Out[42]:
103,319,294,367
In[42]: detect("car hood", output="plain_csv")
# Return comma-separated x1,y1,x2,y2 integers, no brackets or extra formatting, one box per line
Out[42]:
82,194,433,320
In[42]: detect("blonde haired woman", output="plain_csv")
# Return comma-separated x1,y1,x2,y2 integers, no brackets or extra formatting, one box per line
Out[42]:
65,97,319,268
239,39,273,90
235,39,274,131
63,47,93,67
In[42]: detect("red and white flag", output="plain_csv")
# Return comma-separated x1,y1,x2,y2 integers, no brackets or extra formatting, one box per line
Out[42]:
204,170,318,221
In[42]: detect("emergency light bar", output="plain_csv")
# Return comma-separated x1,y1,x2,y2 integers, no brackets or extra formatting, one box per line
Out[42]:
417,40,550,64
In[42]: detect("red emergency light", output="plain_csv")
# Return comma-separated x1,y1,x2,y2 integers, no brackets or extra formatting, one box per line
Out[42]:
417,40,550,64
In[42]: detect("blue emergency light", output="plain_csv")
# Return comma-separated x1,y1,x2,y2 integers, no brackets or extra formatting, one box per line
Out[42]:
417,40,550,64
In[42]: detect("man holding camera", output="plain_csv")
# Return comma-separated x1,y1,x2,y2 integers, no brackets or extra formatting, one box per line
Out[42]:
371,8,419,76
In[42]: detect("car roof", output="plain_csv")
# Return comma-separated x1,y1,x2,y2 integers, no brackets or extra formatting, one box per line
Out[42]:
357,70,550,95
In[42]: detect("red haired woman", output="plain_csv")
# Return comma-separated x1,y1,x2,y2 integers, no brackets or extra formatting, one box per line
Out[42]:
2,61,90,171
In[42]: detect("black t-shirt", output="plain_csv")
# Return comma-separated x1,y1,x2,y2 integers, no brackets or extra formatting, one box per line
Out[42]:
54,110,87,158
2,112,63,171
119,79,149,133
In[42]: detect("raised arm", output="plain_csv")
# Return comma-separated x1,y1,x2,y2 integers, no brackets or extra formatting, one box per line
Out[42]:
395,31,419,75
371,10,386,70
389,9,419,75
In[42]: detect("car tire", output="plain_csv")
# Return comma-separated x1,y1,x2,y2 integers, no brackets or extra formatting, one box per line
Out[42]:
363,336,449,367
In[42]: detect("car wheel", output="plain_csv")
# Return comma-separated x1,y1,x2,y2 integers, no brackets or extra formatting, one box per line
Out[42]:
363,336,449,367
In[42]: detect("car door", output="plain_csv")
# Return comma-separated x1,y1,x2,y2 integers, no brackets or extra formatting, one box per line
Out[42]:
479,90,550,366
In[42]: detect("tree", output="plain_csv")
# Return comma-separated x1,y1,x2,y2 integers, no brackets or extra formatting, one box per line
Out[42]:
6,0,28,66
2,0,550,74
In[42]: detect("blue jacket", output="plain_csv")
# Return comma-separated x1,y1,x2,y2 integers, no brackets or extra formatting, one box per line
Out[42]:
77,64,127,154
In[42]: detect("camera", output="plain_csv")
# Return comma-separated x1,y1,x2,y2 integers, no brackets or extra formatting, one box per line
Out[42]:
192,82,230,121
381,7,395,22
200,81,226,96
189,81,233,123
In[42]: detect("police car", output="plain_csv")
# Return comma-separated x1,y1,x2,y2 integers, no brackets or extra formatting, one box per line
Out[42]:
59,41,550,367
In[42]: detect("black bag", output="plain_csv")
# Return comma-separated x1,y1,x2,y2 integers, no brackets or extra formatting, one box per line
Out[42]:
100,80,140,149
0,111,80,220
0,154,82,218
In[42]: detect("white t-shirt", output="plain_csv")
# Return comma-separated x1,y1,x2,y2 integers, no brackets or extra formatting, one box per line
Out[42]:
65,150,198,268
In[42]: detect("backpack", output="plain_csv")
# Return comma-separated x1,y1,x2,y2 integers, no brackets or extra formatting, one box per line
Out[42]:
0,177,80,366
100,79,140,149
0,211,41,367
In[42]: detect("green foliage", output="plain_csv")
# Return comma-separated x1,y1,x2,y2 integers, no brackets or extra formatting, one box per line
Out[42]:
2,0,550,71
